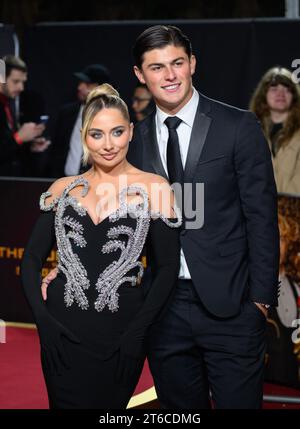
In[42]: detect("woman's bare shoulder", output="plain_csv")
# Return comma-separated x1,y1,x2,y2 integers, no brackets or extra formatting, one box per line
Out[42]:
45,175,81,202
133,171,169,188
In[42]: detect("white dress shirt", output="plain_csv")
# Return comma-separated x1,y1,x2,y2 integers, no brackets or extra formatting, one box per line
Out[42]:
65,105,84,176
155,88,199,279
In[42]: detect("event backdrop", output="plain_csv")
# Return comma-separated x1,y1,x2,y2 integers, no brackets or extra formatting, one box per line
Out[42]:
0,178,53,323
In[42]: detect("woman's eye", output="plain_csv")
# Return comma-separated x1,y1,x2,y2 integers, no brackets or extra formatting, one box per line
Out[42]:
113,129,124,137
90,132,102,139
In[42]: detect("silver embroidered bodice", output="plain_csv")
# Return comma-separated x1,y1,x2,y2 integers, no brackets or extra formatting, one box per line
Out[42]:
40,177,181,313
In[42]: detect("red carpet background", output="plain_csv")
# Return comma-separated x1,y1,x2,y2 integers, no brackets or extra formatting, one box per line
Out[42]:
1,325,300,409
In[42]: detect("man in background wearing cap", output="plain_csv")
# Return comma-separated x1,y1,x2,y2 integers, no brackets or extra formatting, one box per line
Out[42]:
49,64,110,177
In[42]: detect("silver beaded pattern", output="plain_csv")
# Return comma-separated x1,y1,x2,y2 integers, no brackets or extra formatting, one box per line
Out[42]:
40,177,182,312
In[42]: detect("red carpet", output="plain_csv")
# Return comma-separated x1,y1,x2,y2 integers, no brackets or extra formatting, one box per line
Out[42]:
0,325,154,409
263,383,300,409
1,326,300,409
0,325,48,409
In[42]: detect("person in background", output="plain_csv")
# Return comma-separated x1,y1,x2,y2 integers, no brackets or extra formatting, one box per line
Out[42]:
250,66,300,195
49,64,110,177
132,83,154,122
0,55,48,176
265,212,300,388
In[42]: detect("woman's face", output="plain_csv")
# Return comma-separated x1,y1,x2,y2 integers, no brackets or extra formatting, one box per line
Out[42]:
85,107,133,168
266,84,293,114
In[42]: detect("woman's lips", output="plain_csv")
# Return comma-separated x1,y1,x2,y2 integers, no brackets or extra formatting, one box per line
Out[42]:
101,153,118,160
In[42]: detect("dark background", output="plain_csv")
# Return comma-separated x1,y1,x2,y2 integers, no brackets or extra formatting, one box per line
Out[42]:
20,19,300,135
0,24,15,56
0,0,286,32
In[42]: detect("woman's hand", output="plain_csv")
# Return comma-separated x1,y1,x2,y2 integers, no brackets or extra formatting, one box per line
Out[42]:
41,267,59,300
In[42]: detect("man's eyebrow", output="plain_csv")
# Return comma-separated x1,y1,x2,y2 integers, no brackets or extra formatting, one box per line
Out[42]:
147,62,164,68
147,57,185,68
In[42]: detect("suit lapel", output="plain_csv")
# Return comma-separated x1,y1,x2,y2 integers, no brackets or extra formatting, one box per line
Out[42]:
184,95,212,183
139,94,212,183
140,112,168,180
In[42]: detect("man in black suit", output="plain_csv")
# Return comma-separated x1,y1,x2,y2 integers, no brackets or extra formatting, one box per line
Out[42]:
0,55,47,176
49,64,110,177
128,25,280,408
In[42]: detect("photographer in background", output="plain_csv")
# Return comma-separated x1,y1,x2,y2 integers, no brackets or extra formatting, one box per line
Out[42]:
0,55,49,176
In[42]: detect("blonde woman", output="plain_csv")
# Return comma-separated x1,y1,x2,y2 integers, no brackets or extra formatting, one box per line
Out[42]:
250,67,300,195
21,84,181,408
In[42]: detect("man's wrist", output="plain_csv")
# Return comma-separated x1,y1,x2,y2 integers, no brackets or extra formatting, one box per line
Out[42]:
256,302,270,309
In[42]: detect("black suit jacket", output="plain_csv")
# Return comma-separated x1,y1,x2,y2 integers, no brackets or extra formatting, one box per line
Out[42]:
49,102,81,177
127,93,279,317
0,102,22,175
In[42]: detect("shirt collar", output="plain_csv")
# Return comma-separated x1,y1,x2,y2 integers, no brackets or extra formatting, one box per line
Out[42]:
156,87,199,132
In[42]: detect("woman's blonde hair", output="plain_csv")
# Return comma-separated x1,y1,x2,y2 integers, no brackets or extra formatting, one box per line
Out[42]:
249,67,300,148
81,83,130,165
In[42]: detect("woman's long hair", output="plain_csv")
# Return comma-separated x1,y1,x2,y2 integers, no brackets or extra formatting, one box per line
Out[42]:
249,67,300,147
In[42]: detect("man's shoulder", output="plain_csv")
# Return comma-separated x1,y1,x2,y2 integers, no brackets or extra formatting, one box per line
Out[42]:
199,92,250,121
134,112,155,133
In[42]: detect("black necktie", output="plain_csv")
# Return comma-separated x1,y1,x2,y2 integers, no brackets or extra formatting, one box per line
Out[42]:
164,116,183,186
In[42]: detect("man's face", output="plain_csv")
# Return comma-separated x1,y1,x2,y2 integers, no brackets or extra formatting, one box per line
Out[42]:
0,69,27,99
77,81,98,102
134,44,196,115
132,86,152,115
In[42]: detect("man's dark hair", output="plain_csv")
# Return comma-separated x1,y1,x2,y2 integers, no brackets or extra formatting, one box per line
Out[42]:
133,25,192,69
3,55,27,78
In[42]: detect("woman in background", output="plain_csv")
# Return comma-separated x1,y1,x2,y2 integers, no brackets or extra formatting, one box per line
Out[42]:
250,67,300,195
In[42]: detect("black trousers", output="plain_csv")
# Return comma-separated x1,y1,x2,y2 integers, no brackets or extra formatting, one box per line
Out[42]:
147,280,266,409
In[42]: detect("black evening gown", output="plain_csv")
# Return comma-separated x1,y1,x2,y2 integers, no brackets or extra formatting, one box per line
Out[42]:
21,177,180,409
